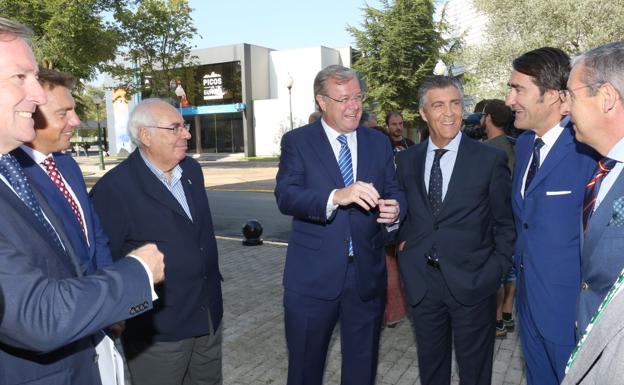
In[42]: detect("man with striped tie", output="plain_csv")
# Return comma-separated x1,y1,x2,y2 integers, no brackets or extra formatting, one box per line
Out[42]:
275,64,405,385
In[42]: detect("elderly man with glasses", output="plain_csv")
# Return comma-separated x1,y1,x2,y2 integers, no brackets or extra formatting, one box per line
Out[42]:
91,98,224,385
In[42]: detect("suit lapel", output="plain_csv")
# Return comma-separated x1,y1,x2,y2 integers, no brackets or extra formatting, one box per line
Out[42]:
310,122,345,188
513,133,534,211
442,136,471,214
525,123,575,196
129,150,192,220
583,170,624,258
412,142,433,216
356,128,371,183
180,164,197,221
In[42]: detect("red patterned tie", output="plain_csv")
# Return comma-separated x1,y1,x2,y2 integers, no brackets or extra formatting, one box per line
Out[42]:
42,156,86,235
583,157,618,230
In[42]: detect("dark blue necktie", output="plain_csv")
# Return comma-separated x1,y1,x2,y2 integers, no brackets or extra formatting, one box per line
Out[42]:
0,154,65,253
524,138,545,192
429,149,448,217
337,135,354,256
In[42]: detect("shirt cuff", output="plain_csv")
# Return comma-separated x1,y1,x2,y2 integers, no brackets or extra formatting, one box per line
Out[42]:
127,254,159,301
326,189,339,219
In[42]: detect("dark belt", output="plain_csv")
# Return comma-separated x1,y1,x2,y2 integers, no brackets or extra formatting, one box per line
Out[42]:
426,256,440,270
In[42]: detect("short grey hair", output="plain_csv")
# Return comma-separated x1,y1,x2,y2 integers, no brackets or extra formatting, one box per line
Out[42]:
418,75,464,110
127,98,176,146
313,65,360,98
0,17,33,42
571,41,624,101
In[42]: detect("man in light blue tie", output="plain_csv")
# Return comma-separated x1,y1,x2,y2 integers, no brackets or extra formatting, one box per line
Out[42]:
275,64,405,385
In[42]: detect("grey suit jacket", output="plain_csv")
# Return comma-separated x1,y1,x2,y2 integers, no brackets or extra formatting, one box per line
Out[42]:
562,286,624,384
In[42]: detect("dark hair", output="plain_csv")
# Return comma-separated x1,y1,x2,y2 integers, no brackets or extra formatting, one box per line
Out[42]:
418,75,464,109
474,99,489,113
483,99,513,129
385,111,402,126
512,47,570,94
37,68,77,90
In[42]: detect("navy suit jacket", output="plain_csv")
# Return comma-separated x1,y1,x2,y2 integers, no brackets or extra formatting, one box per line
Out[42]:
395,135,515,306
0,162,153,385
91,150,223,342
579,161,624,332
274,121,406,301
12,148,113,274
512,122,597,345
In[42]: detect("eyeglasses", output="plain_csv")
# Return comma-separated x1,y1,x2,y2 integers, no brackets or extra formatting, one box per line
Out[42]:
322,94,365,104
564,82,604,99
145,123,191,135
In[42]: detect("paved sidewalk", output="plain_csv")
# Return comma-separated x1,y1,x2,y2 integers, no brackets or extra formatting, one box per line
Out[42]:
218,237,527,385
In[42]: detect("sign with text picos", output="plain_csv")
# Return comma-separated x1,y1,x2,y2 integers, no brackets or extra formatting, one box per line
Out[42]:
203,72,224,100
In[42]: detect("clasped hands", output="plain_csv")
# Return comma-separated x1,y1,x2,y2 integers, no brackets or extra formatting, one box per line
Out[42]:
332,181,400,224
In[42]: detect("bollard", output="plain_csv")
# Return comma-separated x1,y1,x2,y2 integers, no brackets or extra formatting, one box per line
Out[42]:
242,219,263,246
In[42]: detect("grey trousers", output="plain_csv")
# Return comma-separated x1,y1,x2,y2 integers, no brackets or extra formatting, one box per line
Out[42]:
123,325,223,385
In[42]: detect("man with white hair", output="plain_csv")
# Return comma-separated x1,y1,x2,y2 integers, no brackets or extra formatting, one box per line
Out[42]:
91,98,224,385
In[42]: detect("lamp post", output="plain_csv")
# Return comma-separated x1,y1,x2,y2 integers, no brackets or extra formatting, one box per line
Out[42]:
286,75,294,130
92,95,105,170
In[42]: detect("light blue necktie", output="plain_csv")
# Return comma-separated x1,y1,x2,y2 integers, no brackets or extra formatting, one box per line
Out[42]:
337,135,354,256
0,154,65,254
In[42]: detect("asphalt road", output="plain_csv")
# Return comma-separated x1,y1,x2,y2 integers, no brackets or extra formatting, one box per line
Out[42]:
206,190,291,242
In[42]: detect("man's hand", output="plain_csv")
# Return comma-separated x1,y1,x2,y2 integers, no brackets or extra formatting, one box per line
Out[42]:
333,181,380,210
131,243,165,283
107,321,125,337
377,199,400,224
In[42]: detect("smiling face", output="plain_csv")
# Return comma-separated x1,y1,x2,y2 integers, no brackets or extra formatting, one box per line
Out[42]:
419,86,463,148
139,102,191,173
315,77,362,134
505,70,562,136
0,36,47,153
30,84,80,154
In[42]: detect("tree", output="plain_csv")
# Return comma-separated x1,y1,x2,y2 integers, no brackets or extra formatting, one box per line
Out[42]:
461,0,624,99
0,0,123,82
348,0,443,126
110,0,198,100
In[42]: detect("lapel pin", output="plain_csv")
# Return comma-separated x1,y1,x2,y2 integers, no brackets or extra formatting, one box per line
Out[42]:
187,179,192,185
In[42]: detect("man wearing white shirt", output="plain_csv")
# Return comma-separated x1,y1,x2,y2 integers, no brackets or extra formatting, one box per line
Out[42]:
566,41,624,341
505,47,598,385
275,65,405,385
0,17,163,385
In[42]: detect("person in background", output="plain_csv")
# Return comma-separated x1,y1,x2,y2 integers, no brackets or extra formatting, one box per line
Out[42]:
386,111,415,152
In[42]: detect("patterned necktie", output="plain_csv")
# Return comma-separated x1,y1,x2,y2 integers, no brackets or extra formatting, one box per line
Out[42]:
337,134,354,256
429,149,448,217
0,154,65,253
524,138,545,192
583,157,618,229
42,156,86,235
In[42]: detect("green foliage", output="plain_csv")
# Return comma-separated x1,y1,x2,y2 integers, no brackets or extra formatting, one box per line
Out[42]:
461,0,624,99
0,0,123,81
109,0,198,98
348,0,442,127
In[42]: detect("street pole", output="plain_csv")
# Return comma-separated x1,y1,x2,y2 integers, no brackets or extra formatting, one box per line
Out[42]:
93,95,105,170
287,76,293,130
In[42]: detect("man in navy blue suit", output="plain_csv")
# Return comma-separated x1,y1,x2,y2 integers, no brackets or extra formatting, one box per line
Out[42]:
275,65,405,385
11,67,127,385
91,98,223,385
395,76,515,385
505,47,597,385
0,17,164,385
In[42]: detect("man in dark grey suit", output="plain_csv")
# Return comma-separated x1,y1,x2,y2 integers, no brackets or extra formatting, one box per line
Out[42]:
395,75,515,385
561,42,624,384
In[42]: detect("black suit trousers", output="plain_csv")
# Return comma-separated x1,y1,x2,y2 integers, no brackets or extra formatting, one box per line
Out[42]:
409,265,496,385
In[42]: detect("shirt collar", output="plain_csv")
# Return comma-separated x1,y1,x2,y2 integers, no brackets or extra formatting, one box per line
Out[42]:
607,136,624,163
321,118,357,142
19,144,50,164
427,131,462,153
139,149,183,185
537,116,568,148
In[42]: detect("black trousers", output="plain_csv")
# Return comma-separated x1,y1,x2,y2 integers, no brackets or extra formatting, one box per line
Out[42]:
409,265,496,385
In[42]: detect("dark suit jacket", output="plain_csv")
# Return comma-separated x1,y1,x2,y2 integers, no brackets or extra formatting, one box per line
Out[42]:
395,135,515,305
12,148,113,274
91,149,223,342
0,167,153,385
274,121,406,301
512,123,597,345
